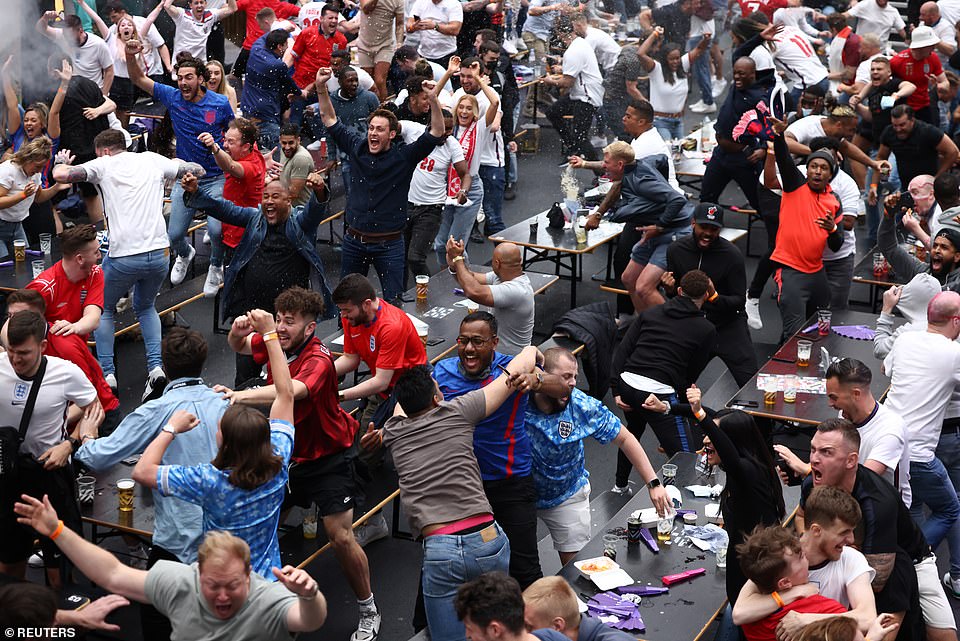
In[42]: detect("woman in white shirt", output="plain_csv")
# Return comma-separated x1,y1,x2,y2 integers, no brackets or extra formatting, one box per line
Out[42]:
637,28,711,141
0,138,67,259
206,60,239,115
432,57,498,266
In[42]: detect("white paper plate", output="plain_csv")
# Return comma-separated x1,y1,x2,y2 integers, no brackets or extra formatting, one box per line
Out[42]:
591,568,635,591
620,373,674,396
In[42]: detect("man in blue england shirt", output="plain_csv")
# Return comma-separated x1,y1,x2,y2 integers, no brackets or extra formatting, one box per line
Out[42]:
75,328,228,641
313,66,444,304
521,347,670,565
432,311,542,588
126,40,234,295
241,30,300,151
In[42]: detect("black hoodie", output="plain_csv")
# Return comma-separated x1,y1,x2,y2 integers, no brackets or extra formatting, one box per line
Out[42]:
666,234,747,328
611,297,718,397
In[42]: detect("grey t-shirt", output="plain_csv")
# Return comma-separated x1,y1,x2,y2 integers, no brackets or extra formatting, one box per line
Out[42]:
144,561,296,641
383,389,492,534
279,146,315,208
484,272,535,356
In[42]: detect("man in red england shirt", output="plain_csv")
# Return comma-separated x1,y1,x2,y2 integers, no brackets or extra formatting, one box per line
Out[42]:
332,273,428,427
221,286,381,641
4,289,121,435
284,4,348,126
890,25,951,125
233,0,299,77
27,224,103,339
198,117,265,291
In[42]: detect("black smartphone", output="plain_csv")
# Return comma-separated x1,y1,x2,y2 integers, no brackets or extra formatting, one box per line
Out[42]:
777,456,804,486
729,398,759,409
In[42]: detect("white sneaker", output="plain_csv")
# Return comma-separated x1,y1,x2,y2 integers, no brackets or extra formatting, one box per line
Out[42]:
203,264,223,297
105,373,118,390
170,245,196,285
610,482,634,496
351,607,381,641
689,100,717,114
142,366,167,402
745,296,763,330
945,572,960,599
202,230,211,245
712,78,728,99
354,512,389,547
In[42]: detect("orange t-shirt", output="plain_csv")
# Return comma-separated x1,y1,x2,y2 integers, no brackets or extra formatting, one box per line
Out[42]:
770,186,841,274
342,300,427,390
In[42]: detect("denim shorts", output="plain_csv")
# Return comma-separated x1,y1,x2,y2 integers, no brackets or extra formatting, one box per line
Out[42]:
629,226,692,269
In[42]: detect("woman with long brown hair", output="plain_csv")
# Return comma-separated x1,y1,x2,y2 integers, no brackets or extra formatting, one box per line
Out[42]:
134,308,295,579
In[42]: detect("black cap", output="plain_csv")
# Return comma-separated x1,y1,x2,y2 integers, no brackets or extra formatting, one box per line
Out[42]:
694,202,724,228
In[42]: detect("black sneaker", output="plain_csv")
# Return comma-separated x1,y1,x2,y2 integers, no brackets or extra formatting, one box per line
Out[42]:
470,228,485,244
504,183,516,201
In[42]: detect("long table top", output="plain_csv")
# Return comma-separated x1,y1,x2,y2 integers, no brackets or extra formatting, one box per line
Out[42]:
557,452,801,641
489,211,623,255
725,310,898,425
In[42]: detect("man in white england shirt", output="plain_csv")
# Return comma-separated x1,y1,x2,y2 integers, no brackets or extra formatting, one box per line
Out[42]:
844,0,907,49
36,12,114,94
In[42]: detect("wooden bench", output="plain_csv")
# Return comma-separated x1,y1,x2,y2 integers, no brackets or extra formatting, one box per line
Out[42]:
318,209,344,245
539,333,586,357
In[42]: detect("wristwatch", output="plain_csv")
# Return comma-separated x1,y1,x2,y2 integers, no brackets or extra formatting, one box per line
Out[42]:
434,21,441,30
69,437,81,453
161,423,177,437
646,477,662,489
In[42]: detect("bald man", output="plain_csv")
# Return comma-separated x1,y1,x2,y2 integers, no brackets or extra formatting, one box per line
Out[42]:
920,2,958,63
446,238,535,355
883,290,960,560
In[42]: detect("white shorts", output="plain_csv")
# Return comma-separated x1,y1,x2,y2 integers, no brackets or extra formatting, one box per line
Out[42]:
916,554,957,630
538,482,592,553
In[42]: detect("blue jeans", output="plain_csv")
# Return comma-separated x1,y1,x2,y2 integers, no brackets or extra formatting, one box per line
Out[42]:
94,249,168,376
169,173,225,267
288,95,307,128
937,426,960,578
687,36,713,105
507,103,521,185
909,457,960,550
788,77,829,109
0,220,27,260
257,119,280,152
864,154,900,245
654,116,683,141
340,233,406,303
434,178,484,266
421,523,511,641
479,164,505,233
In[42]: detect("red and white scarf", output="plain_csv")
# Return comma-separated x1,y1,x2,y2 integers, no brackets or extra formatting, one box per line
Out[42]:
448,120,478,198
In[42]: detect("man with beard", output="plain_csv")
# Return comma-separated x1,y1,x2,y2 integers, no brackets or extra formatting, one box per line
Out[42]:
431,312,542,588
126,40,233,290
798,420,949,641
314,67,444,304
330,68,382,199
221,286,381,641
177,170,334,354
876,105,959,191
277,124,315,208
766,116,844,340
878,191,960,291
661,203,757,387
518,347,669,565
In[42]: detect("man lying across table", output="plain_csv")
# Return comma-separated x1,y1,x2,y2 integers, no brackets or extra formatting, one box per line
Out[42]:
522,576,636,641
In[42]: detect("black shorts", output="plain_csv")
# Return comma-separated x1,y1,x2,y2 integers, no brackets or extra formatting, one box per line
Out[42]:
0,457,81,566
283,450,361,517
109,77,138,110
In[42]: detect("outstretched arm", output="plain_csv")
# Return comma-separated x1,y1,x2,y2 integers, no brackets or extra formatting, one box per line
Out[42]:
14,494,148,603
2,56,20,136
313,67,338,128
76,0,110,38
124,38,156,95
247,309,295,424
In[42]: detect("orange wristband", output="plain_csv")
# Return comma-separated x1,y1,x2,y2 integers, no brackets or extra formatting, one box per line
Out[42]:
49,519,65,541
771,591,785,608
708,291,719,302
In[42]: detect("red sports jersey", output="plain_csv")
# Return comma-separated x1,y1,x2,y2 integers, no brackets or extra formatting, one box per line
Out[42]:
890,50,942,111
737,0,787,20
44,332,119,411
291,27,349,89
251,334,358,462
222,148,266,248
27,261,104,330
342,300,427,389
742,595,846,641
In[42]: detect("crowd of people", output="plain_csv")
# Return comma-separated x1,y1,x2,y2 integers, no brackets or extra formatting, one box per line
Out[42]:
5,0,960,640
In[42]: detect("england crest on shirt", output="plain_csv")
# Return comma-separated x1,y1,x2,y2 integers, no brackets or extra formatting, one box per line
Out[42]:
558,420,573,439
369,336,376,352
13,382,29,404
